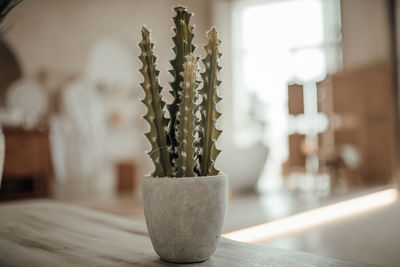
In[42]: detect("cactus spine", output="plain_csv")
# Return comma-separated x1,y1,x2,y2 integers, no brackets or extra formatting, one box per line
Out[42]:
139,7,222,178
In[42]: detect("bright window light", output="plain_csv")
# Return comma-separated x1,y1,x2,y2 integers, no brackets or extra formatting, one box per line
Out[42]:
234,0,326,146
223,188,399,243
232,0,342,191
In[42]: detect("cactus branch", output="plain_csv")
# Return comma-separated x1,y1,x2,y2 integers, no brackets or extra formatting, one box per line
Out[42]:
199,27,222,176
175,55,201,177
139,27,173,177
167,6,196,157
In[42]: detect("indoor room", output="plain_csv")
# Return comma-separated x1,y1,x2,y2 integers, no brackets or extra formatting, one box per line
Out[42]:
0,0,399,266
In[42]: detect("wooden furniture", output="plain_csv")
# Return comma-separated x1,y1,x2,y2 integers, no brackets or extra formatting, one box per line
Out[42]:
282,134,306,176
0,200,371,266
284,63,397,185
0,41,22,106
288,83,304,115
116,161,137,193
282,84,306,176
318,63,397,185
0,127,52,200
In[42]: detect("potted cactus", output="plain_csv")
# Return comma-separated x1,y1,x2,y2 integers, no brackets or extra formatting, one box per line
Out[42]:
139,6,227,263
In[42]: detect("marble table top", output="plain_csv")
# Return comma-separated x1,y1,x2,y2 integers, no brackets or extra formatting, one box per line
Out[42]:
0,200,374,266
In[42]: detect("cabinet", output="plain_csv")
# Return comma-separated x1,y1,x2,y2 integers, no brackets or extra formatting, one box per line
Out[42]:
0,127,53,200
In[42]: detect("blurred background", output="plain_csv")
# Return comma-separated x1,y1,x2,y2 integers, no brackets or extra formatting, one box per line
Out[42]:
1,0,400,266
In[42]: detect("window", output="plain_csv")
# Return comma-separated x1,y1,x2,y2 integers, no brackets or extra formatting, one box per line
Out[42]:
232,0,342,188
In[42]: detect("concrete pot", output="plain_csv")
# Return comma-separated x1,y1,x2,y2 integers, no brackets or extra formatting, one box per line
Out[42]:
141,173,228,263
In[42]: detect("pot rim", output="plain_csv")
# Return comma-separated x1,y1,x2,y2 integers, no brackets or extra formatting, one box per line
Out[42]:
143,172,227,180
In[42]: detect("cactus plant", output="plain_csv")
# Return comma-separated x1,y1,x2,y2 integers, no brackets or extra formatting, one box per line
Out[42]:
139,6,222,177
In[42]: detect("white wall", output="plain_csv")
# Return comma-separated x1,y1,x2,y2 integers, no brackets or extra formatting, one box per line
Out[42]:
4,0,212,84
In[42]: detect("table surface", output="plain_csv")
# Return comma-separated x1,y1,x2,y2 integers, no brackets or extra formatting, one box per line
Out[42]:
0,200,374,267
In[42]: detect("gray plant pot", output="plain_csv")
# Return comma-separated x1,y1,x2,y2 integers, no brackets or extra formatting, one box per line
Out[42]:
141,172,228,263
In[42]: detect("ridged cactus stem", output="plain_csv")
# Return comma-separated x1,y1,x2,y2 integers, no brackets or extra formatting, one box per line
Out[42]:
139,27,173,177
199,27,222,176
168,6,196,155
175,55,201,177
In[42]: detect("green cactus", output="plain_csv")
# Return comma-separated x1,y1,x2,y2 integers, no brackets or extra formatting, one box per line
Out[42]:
139,7,222,178
175,55,201,177
199,28,222,176
167,6,196,160
139,27,173,177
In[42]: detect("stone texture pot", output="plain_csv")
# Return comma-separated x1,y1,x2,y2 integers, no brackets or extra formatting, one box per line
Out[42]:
141,172,228,263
